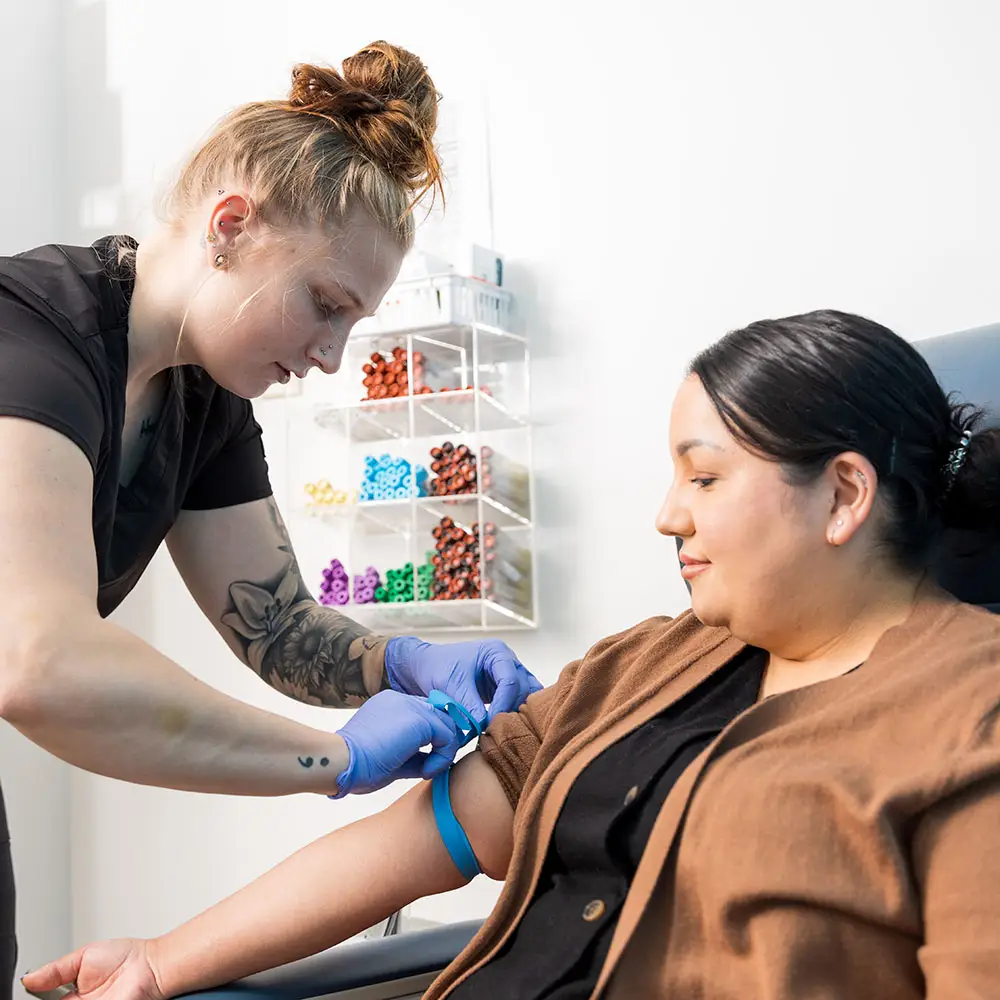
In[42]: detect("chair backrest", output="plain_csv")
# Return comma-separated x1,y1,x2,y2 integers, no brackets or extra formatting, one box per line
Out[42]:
917,323,1000,613
675,323,1000,612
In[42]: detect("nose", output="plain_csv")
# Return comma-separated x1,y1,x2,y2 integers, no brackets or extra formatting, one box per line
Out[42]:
310,343,344,375
655,480,692,538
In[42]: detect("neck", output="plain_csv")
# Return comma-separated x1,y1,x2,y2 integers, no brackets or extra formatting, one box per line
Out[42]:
756,571,922,696
127,227,198,393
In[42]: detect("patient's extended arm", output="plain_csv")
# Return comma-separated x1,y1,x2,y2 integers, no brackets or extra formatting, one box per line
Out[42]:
23,754,514,1000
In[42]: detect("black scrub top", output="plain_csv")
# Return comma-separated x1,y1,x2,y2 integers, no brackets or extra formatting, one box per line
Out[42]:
0,236,273,615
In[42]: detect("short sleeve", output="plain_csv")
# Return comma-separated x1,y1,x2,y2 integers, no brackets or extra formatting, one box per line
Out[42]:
182,396,273,510
0,293,105,469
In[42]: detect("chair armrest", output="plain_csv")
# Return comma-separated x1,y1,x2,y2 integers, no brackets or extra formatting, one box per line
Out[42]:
181,921,483,1000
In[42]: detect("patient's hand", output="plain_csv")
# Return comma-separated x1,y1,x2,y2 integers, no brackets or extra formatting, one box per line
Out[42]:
23,938,163,1000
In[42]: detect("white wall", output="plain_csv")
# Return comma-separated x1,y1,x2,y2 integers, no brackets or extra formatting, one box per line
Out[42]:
0,0,74,985
17,0,1000,970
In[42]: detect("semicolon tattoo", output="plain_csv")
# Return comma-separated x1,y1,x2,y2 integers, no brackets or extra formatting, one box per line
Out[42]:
298,756,332,768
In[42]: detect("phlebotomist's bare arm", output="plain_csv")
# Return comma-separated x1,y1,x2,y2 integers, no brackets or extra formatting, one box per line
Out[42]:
167,495,390,708
0,417,350,795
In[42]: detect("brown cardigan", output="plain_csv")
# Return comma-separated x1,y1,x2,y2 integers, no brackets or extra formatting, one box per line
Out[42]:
425,583,1000,998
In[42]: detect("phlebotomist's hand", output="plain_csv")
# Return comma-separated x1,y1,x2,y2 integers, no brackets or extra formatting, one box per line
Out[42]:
383,637,543,728
333,689,462,797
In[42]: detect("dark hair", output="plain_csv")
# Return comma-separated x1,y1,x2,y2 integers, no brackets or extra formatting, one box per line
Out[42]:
689,309,1000,573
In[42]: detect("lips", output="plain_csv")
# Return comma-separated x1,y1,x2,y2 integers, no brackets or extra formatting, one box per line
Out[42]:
678,553,709,566
679,553,711,580
275,364,291,384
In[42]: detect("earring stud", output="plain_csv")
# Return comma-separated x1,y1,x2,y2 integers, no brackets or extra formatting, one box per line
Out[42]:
836,519,844,526
214,253,226,268
206,233,217,244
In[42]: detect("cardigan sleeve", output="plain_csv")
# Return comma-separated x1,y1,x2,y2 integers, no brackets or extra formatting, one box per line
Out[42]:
476,657,583,811
476,616,675,811
912,705,1000,996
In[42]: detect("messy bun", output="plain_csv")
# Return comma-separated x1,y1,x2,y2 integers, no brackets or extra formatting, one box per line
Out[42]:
288,41,442,206
166,40,443,248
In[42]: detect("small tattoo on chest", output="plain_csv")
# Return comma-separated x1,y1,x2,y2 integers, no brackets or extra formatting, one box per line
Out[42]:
140,417,157,438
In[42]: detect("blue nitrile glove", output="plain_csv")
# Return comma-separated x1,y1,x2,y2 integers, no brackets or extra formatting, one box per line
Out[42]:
384,637,544,726
332,689,462,798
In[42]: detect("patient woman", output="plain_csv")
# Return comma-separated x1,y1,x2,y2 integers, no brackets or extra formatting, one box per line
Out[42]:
26,310,1000,998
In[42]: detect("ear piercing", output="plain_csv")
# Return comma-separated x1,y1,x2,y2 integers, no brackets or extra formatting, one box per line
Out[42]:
214,253,227,268
856,470,868,485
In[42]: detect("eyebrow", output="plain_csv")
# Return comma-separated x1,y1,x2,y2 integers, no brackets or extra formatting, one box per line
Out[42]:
675,438,724,458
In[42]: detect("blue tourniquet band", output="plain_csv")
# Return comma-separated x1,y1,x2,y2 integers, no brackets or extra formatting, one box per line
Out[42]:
427,690,485,879
427,690,485,747
431,767,481,880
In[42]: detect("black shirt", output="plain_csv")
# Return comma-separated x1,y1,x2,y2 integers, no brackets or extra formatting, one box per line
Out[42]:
0,236,273,615
452,648,767,1000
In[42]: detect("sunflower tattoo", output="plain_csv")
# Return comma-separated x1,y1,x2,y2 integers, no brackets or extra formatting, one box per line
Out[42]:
221,547,381,708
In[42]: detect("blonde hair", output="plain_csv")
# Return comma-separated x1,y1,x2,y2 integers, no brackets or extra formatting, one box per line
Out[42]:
164,40,443,250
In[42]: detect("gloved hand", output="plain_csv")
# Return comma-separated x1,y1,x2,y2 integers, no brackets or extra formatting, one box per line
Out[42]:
333,689,462,798
384,637,543,727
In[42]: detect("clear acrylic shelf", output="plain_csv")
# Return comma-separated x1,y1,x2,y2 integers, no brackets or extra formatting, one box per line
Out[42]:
314,388,526,442
286,286,538,632
303,492,531,536
343,597,534,634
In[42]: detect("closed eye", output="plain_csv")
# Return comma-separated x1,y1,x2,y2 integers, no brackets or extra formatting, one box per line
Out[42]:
312,292,341,320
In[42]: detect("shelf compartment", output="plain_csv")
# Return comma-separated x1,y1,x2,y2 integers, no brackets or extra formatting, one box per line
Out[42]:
302,493,532,538
314,389,527,442
343,598,534,634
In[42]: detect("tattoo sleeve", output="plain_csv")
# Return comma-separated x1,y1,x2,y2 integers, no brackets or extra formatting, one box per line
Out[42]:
219,499,390,708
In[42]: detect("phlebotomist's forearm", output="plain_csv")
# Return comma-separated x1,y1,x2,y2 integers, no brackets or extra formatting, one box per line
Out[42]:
0,616,348,796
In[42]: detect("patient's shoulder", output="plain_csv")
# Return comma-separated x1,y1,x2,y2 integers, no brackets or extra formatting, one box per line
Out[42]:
555,609,736,712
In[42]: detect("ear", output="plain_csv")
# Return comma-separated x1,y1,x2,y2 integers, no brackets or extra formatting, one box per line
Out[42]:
204,191,258,267
824,451,878,547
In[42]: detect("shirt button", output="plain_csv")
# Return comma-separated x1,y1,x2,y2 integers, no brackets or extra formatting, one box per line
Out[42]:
582,899,606,922
624,785,639,806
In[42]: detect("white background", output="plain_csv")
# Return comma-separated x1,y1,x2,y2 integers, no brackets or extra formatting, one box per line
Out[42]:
2,0,1000,987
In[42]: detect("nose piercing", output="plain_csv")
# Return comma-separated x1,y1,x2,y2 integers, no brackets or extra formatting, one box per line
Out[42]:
319,348,328,357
